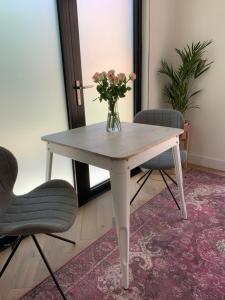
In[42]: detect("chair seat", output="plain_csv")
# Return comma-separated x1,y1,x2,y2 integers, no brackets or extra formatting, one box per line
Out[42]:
140,149,187,170
0,180,77,236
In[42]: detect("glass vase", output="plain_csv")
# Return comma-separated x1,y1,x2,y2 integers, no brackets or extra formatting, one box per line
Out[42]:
106,100,121,132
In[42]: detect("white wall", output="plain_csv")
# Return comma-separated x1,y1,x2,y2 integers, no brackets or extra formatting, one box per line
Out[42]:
144,0,225,171
142,0,177,109
0,0,73,194
175,0,225,170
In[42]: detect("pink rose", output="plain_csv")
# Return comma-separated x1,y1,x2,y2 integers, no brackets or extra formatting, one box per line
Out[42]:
114,76,119,84
129,72,136,81
99,71,106,81
108,72,115,82
92,72,101,82
107,69,115,81
108,69,115,76
117,73,126,82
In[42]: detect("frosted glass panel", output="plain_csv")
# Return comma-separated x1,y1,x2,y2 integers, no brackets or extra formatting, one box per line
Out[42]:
0,0,73,195
77,0,133,187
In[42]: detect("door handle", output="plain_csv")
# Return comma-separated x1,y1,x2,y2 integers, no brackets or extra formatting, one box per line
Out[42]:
73,80,93,106
74,84,94,90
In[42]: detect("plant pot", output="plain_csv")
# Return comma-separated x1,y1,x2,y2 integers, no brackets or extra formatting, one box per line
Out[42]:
181,121,191,141
181,121,191,168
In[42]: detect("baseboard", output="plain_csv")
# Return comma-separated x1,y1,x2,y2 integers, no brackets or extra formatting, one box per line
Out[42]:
188,153,225,171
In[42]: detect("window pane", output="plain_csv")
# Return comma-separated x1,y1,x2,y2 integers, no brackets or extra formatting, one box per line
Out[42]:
77,0,133,187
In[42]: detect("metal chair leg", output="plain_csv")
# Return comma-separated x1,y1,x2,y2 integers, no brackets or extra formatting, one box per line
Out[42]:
159,170,180,210
162,169,177,186
46,233,75,245
0,235,23,277
131,170,153,205
137,170,151,184
11,235,22,250
31,235,66,300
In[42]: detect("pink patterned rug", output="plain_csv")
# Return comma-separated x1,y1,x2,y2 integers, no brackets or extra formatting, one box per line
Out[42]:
21,170,225,300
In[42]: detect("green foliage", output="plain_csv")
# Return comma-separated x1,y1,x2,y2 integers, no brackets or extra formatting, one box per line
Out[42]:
159,41,213,114
95,76,131,103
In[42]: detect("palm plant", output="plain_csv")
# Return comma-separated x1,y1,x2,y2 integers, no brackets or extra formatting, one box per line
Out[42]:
159,41,213,115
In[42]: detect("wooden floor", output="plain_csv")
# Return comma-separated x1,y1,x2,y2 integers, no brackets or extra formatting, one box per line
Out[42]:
0,165,224,300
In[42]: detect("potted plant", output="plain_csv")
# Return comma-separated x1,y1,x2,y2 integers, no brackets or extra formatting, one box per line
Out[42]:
159,40,213,115
159,41,213,165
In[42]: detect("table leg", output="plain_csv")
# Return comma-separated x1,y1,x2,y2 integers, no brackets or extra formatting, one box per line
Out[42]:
172,141,187,219
46,144,53,181
110,169,130,289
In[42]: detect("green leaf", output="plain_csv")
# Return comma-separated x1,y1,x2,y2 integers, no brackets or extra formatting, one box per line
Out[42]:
189,89,202,98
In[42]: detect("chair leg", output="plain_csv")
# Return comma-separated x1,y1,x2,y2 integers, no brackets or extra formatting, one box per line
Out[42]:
0,235,23,277
159,170,180,210
46,233,75,245
162,169,177,186
31,235,66,300
130,170,153,205
137,170,151,184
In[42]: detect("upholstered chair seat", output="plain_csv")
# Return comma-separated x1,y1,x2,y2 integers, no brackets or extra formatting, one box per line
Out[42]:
0,146,77,299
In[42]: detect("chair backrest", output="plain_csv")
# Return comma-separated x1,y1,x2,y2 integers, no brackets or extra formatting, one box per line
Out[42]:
134,109,184,129
0,146,18,195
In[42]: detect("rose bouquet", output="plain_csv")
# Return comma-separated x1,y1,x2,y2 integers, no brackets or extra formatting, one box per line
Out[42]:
92,70,136,132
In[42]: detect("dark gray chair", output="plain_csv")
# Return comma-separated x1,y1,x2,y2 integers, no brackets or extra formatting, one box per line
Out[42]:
0,146,77,300
131,109,187,208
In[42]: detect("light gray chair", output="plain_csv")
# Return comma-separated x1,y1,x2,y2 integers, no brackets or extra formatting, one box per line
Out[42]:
0,146,77,300
131,109,187,208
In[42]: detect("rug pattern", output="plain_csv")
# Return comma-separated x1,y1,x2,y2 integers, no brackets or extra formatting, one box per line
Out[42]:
22,170,225,299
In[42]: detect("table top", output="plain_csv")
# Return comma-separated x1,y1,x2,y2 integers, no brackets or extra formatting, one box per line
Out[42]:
42,122,183,160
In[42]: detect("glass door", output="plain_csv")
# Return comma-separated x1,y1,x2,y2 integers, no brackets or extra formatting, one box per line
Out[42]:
0,0,73,195
0,0,74,248
77,0,134,187
57,0,141,205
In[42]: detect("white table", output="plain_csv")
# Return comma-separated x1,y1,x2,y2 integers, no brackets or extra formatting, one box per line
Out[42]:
42,122,187,289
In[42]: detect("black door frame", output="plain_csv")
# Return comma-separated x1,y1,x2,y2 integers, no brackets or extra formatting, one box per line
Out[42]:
133,0,142,114
57,0,90,206
57,0,142,206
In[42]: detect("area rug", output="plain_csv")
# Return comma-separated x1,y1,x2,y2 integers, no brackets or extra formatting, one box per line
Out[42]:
21,170,225,300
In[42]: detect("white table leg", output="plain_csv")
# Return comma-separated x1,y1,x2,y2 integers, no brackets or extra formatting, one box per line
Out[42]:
46,143,53,181
110,168,130,289
172,140,187,219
